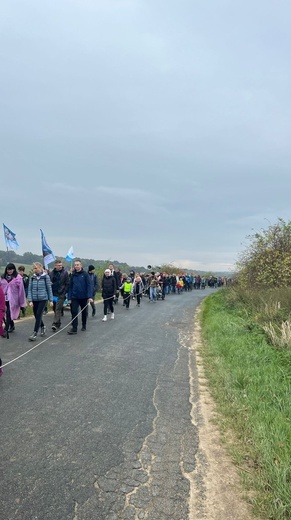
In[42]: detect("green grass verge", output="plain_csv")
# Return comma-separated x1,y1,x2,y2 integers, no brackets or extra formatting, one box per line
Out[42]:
200,290,291,520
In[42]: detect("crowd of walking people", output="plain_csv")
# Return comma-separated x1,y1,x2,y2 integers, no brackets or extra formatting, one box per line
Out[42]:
0,259,226,375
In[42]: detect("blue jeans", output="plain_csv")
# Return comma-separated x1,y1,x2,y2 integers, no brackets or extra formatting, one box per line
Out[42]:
149,286,157,301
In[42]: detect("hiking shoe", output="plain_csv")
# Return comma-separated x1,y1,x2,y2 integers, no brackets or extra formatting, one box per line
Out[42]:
67,329,77,335
29,332,37,341
40,326,46,337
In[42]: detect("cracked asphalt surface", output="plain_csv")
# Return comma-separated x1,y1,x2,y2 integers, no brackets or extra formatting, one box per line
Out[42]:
0,289,212,520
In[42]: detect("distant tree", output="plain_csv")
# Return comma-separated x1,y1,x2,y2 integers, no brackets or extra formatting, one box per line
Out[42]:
23,252,42,265
237,218,291,288
159,264,181,275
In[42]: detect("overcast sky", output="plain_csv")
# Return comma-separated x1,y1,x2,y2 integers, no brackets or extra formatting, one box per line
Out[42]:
1,0,291,272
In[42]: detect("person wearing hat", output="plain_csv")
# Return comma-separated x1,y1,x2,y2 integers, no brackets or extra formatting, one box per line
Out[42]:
101,269,116,321
119,277,133,309
88,265,98,317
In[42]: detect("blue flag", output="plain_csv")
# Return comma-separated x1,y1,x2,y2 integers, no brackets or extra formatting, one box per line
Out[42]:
65,246,75,262
3,223,19,250
40,229,55,269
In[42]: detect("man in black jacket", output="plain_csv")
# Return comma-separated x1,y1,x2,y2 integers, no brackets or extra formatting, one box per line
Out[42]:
101,269,116,321
50,259,70,331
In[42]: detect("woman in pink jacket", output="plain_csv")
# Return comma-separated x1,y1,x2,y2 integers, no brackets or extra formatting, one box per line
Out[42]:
0,284,6,374
0,263,27,334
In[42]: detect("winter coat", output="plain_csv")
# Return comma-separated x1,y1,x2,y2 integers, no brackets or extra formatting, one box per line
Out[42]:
102,275,116,298
0,285,5,337
132,279,144,295
148,274,159,287
27,272,53,302
0,274,27,320
50,268,70,297
112,270,122,288
88,272,98,296
68,269,92,300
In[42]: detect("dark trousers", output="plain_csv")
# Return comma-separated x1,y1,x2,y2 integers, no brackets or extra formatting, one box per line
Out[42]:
32,300,46,333
70,298,88,331
5,302,14,331
103,296,114,315
136,293,141,305
123,292,131,308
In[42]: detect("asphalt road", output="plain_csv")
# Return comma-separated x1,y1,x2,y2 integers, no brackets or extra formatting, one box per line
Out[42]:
0,288,213,520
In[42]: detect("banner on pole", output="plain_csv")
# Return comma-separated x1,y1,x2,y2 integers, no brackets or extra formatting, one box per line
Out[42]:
3,223,19,250
40,229,55,269
65,246,75,262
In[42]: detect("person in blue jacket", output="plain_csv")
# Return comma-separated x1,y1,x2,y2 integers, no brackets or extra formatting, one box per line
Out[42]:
27,262,53,341
67,260,93,334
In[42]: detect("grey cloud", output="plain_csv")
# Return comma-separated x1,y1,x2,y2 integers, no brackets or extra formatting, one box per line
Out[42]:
1,0,291,271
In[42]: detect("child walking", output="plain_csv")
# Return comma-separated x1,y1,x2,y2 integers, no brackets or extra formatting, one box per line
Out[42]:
120,277,133,309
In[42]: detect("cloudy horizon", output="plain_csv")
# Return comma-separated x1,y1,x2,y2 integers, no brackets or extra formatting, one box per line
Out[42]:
1,0,290,273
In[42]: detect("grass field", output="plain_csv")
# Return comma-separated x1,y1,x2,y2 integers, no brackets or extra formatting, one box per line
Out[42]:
200,289,291,520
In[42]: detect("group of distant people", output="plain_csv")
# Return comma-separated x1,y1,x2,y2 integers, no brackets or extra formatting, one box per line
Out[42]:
0,259,225,374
